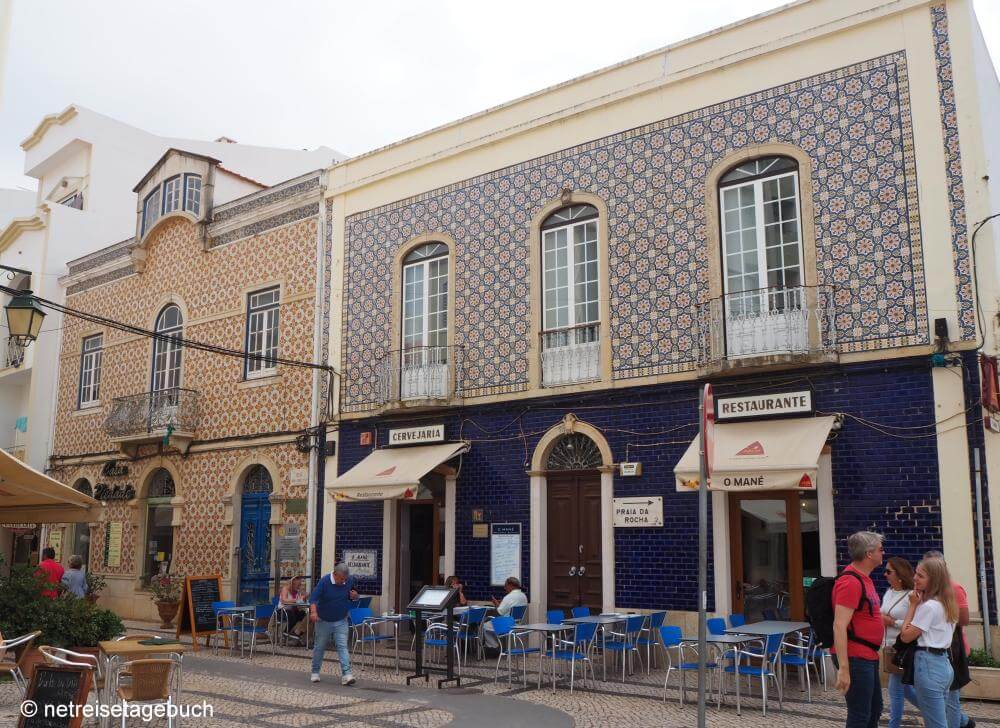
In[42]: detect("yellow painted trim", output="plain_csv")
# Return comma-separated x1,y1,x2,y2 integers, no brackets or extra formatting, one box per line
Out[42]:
527,191,612,391
0,206,49,254
20,105,78,151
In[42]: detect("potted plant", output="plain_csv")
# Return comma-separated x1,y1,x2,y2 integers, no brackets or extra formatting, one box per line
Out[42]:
963,648,1000,701
84,571,107,604
149,573,183,629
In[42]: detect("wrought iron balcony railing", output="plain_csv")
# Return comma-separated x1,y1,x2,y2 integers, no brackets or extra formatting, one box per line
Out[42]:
695,285,836,366
375,345,463,404
104,388,200,439
2,338,25,369
540,322,600,387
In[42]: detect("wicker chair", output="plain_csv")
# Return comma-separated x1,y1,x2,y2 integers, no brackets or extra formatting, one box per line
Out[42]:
0,631,41,696
113,657,182,728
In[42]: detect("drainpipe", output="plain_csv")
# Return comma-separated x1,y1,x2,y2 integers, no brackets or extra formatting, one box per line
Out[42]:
305,172,328,586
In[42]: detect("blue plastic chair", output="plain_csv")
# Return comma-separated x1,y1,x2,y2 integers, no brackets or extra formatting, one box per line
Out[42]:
211,600,237,654
546,609,565,625
571,606,591,618
728,613,746,628
349,607,393,670
659,625,721,707
707,617,727,635
492,616,540,686
780,630,815,702
509,604,527,623
722,631,784,716
604,614,647,682
352,596,373,609
229,603,276,659
544,622,597,692
456,607,489,664
635,611,667,672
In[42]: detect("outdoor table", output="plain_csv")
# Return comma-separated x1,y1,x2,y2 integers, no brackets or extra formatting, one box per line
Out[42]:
517,622,576,692
218,605,255,656
679,633,764,714
564,614,628,681
723,620,809,713
98,639,190,727
367,613,411,674
278,601,311,649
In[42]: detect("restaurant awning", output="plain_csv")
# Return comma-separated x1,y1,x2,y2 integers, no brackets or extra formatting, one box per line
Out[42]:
0,448,102,523
327,441,470,502
674,415,835,492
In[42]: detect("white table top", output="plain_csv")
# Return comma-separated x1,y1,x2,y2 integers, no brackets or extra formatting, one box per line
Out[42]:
725,620,809,636
519,622,576,632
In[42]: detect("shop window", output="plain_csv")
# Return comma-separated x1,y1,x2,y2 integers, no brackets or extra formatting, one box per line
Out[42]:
71,479,93,568
540,204,600,386
245,287,280,379
143,468,175,583
78,334,103,408
184,174,202,215
546,433,603,470
400,242,450,399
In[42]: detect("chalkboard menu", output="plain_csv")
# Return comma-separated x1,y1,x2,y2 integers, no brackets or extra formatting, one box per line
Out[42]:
19,665,92,728
176,575,223,651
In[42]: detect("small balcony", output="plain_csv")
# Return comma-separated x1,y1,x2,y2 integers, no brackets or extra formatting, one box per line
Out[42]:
375,346,463,409
104,388,200,455
541,323,600,387
695,285,837,372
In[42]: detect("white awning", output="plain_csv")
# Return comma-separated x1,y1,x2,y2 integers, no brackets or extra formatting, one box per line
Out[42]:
0,448,102,523
674,416,835,492
327,441,469,502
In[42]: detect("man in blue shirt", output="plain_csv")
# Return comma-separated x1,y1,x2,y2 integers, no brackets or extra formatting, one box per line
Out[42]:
309,562,358,685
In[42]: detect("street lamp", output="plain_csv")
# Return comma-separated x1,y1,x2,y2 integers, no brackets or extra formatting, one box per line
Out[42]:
4,290,46,346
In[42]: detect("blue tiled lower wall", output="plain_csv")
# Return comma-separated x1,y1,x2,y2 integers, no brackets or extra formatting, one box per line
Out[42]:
333,355,974,613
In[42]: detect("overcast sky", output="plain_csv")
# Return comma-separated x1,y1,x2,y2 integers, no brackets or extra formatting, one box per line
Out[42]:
1,0,998,191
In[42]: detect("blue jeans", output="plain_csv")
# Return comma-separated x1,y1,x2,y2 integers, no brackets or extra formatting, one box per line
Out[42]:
311,618,351,675
887,671,920,728
947,688,969,728
913,650,956,728
840,657,882,728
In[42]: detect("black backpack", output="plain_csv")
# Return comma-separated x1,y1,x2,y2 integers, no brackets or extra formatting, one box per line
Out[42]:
806,571,881,650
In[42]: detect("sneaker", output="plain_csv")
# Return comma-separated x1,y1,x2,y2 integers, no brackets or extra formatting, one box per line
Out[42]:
341,673,356,686
310,673,320,683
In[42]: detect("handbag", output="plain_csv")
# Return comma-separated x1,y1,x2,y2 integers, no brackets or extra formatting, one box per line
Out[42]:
881,591,910,675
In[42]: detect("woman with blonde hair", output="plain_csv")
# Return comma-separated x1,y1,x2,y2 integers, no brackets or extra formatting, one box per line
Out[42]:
899,557,959,728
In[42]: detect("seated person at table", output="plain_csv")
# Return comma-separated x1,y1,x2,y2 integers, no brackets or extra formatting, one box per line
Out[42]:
484,577,529,649
446,575,468,607
280,575,308,637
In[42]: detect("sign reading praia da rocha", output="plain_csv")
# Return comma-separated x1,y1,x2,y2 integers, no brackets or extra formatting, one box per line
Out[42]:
344,550,377,578
388,424,445,446
613,497,664,527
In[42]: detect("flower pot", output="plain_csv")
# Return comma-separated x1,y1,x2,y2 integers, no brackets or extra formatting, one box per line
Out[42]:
155,600,180,629
963,665,1000,701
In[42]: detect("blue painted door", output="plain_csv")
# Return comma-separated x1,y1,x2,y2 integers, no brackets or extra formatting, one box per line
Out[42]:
239,493,272,604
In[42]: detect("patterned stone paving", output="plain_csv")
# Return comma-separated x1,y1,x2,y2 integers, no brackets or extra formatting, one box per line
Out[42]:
7,622,1000,727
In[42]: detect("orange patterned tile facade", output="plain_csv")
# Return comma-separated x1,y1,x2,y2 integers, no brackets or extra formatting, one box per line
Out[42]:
50,212,320,616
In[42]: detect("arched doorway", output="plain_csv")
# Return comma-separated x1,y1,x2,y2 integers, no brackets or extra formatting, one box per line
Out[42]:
544,432,604,612
142,468,176,583
238,465,273,603
70,479,93,569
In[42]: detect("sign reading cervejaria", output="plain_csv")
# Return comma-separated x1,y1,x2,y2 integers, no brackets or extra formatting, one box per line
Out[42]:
714,390,813,422
388,424,445,446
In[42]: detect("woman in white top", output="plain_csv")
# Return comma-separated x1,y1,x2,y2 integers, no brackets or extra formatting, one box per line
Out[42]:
899,556,959,728
882,556,918,728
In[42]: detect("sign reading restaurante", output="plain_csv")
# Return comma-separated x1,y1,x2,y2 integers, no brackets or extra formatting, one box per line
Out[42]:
388,424,445,446
714,390,813,422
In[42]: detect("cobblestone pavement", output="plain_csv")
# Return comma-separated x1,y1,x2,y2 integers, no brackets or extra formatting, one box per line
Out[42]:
4,624,1000,726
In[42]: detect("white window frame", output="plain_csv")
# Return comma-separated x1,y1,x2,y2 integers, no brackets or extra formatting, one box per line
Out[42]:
401,251,449,354
78,334,103,408
183,174,202,215
541,210,600,341
162,176,182,215
151,305,183,393
141,188,161,237
245,286,280,379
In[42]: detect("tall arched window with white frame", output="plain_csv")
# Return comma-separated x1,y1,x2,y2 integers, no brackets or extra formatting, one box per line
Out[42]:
718,156,807,357
540,204,600,386
151,304,183,417
399,242,449,399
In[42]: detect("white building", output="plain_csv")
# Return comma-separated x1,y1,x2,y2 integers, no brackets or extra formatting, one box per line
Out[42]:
0,104,343,568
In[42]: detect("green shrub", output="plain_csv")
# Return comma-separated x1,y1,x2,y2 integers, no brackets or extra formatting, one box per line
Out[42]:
969,648,1000,669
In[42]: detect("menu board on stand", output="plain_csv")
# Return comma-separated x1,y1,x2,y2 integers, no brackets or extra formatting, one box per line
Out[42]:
176,575,223,651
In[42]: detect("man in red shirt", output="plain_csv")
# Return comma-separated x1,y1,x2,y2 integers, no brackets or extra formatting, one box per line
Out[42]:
833,531,885,728
36,547,64,599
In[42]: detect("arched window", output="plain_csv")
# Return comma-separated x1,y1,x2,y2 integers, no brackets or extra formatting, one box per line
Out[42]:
243,465,273,494
540,204,600,386
144,468,175,582
399,242,449,399
546,433,603,470
72,478,93,498
151,305,183,393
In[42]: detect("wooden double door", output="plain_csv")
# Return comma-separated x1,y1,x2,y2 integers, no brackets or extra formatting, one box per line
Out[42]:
547,472,602,611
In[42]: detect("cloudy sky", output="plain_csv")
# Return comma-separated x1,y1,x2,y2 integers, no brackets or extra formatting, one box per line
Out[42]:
1,0,998,191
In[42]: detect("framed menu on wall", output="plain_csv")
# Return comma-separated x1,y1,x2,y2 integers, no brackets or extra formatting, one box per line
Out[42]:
490,523,521,586
104,522,122,568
